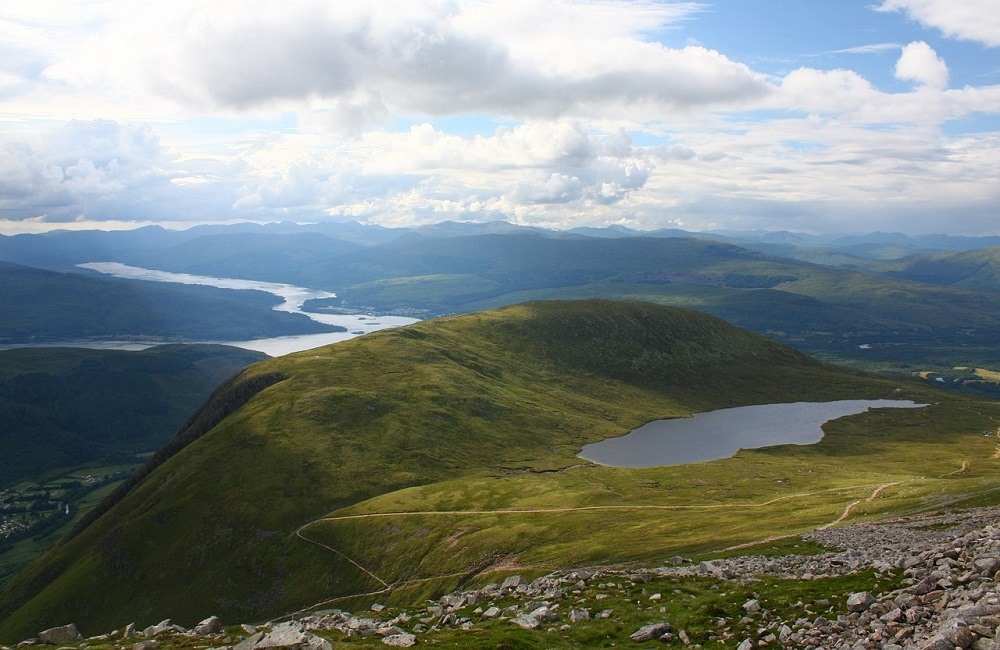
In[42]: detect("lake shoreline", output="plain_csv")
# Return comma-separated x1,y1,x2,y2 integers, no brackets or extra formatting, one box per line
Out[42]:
578,399,928,468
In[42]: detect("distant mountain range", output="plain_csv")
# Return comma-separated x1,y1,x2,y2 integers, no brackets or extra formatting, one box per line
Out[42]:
0,261,337,344
3,221,1000,372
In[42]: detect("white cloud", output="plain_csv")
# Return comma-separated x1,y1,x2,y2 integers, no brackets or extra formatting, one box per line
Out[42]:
0,2,999,236
37,0,765,123
896,41,949,88
0,121,235,222
877,0,1000,47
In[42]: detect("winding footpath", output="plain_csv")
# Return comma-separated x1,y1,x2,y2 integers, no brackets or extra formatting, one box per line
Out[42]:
290,478,930,606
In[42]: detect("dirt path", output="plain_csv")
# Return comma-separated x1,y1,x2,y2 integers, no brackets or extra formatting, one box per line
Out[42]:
939,460,971,477
295,525,390,588
817,500,862,531
867,482,901,502
286,477,955,614
307,484,880,526
726,482,901,549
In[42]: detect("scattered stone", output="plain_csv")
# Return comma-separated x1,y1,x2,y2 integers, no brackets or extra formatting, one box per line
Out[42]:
500,575,527,591
194,616,223,636
569,608,590,623
381,633,416,647
132,641,160,650
234,621,331,650
847,591,875,612
37,625,81,645
510,615,540,630
481,606,501,619
629,622,672,642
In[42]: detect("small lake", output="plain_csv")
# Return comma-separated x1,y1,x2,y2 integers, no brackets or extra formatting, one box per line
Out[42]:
578,400,927,468
0,263,419,357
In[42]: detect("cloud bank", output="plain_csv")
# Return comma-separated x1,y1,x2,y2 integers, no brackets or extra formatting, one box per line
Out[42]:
0,1,998,235
878,0,1000,47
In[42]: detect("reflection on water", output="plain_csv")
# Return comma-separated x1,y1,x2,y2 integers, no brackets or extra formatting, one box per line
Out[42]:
578,400,927,468
0,263,419,357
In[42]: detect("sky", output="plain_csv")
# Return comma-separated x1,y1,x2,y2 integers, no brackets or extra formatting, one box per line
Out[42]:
0,0,998,235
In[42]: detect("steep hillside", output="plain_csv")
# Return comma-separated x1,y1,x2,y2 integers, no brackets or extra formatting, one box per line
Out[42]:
0,262,335,343
0,345,267,488
2,300,987,642
876,246,1000,292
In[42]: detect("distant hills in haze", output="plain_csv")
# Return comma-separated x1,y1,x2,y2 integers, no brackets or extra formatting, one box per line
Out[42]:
3,220,1000,372
0,261,337,344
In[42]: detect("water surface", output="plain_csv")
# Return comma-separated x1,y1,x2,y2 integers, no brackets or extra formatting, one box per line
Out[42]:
0,263,418,356
578,400,927,468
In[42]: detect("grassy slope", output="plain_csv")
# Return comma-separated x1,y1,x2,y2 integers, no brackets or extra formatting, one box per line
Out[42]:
0,262,334,343
874,246,1000,291
0,300,993,641
0,345,267,488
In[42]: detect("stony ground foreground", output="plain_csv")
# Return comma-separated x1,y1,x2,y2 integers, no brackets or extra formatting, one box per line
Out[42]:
7,505,1000,649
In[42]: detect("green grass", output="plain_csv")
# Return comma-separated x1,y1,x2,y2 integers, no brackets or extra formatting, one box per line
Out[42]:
297,399,1000,603
0,344,267,488
0,300,994,643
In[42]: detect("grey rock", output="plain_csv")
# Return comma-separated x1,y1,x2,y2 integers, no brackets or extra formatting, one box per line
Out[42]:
194,616,223,636
37,625,81,645
381,634,416,647
939,619,975,648
736,639,753,650
975,557,1000,576
629,622,672,642
510,616,540,630
924,634,959,650
528,606,558,623
569,609,590,623
500,575,527,591
133,642,160,650
234,622,331,650
123,623,136,639
742,599,761,614
481,607,501,619
847,591,875,612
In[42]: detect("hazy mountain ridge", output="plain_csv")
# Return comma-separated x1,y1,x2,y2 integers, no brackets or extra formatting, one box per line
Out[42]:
0,262,337,343
872,246,1000,292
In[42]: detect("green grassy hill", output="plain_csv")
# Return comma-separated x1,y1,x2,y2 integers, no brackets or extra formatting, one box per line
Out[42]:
0,262,336,343
875,246,1000,291
2,300,995,642
0,345,267,488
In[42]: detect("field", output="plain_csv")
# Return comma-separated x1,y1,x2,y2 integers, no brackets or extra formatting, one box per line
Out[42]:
294,398,1000,609
0,461,140,583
